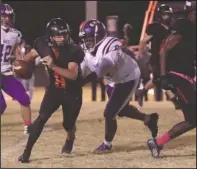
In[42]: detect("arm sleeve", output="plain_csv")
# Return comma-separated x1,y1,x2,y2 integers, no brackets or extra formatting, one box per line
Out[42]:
16,30,23,44
71,46,85,64
95,52,116,78
33,37,51,58
146,23,161,36
80,60,92,78
171,18,188,37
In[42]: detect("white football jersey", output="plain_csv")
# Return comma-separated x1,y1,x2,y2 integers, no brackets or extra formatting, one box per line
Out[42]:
1,27,22,72
81,37,141,84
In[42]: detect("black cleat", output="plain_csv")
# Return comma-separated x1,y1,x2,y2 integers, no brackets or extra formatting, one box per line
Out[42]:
61,127,76,154
18,149,31,163
147,139,163,158
61,137,75,154
136,89,145,107
146,113,159,138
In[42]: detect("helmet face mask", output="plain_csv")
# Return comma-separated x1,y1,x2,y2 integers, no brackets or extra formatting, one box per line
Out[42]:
46,18,71,47
157,4,173,26
0,4,15,29
161,12,173,25
81,36,95,52
79,19,107,53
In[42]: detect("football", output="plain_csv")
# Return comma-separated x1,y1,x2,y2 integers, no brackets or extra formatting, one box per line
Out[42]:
13,60,34,79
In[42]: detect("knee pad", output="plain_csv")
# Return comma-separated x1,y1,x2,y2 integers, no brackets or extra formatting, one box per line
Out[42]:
184,105,196,126
104,109,117,120
39,113,51,123
62,122,76,131
17,92,31,106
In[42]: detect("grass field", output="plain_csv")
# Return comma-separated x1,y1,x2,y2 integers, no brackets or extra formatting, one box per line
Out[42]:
1,87,196,168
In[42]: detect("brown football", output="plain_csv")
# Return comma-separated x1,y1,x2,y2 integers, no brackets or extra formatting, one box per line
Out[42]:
13,60,34,79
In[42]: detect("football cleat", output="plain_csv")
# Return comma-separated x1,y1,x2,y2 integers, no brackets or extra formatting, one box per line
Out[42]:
147,139,163,158
18,149,31,163
145,113,159,138
93,142,112,154
24,125,31,135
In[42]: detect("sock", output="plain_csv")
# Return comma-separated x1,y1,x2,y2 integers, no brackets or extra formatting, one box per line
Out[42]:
24,120,31,126
156,132,171,146
25,117,46,152
104,140,112,147
105,119,117,142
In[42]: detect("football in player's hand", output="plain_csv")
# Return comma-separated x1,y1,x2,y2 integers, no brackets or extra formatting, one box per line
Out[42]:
13,60,34,79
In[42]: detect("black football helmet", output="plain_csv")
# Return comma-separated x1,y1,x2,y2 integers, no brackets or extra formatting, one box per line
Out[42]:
0,4,15,29
156,4,174,25
45,18,71,47
184,1,196,16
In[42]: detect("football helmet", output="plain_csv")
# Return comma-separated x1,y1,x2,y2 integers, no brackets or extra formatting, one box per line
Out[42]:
46,18,71,47
0,4,15,29
156,4,174,25
79,19,107,52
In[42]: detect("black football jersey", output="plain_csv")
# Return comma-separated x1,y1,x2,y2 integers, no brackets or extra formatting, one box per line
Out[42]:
34,36,85,92
166,18,196,77
146,22,171,66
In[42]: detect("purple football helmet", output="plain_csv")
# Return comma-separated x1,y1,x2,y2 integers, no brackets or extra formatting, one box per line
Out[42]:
0,4,15,29
79,19,107,52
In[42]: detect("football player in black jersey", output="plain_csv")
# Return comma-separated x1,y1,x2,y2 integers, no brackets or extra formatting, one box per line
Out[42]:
137,4,180,109
18,18,84,163
147,1,196,158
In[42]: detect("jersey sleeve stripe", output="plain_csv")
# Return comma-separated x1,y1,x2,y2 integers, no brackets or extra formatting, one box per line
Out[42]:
102,37,115,55
105,38,119,55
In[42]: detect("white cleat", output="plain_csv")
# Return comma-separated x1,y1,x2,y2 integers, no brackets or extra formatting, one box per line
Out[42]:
24,125,30,135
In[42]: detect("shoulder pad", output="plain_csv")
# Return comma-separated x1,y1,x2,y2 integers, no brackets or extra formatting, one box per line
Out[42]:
146,22,163,35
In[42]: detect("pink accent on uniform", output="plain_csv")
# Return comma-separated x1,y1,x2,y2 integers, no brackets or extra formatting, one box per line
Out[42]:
156,132,171,146
169,71,195,84
24,120,31,126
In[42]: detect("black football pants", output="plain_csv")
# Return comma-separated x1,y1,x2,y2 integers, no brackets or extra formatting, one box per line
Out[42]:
25,86,82,152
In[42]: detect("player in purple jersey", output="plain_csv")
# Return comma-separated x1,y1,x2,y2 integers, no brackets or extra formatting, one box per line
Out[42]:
0,4,34,134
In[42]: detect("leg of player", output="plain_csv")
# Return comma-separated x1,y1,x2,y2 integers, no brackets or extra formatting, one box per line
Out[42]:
18,87,61,163
147,74,196,158
28,74,35,100
61,91,82,154
1,75,31,134
107,85,159,138
136,79,154,107
94,79,159,153
0,90,7,114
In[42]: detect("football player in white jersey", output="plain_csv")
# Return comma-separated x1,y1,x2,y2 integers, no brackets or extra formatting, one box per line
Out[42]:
0,4,32,134
79,19,159,153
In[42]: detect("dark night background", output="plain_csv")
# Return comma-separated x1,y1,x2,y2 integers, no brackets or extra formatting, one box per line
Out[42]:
2,1,149,46
2,1,150,86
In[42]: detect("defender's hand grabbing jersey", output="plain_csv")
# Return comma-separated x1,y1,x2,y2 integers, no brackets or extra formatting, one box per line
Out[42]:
1,27,22,73
34,36,84,92
81,37,141,84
